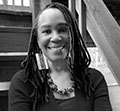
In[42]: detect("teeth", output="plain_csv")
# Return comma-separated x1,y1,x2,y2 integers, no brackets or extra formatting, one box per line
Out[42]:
50,46,64,51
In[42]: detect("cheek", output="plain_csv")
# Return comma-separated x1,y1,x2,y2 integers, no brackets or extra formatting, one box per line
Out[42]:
65,36,70,47
37,35,44,49
37,36,42,47
37,36,49,50
37,40,43,50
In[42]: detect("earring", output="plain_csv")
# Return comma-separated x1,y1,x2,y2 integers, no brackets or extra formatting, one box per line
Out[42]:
35,53,49,70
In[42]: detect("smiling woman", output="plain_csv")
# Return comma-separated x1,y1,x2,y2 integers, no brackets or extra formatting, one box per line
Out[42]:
8,2,112,111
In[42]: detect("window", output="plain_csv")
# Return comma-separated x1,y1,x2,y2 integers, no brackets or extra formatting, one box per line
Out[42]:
0,0,3,5
0,0,31,11
7,0,13,5
23,0,30,7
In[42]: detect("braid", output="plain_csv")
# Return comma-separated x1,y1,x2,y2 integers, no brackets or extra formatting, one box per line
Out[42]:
21,2,94,111
22,25,50,110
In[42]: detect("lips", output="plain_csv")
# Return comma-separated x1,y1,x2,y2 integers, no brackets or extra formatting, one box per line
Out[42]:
48,45,65,52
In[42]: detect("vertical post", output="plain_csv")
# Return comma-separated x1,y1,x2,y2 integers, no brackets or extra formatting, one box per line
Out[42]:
21,0,23,6
31,0,51,25
81,0,87,42
12,0,15,9
31,0,41,25
68,0,76,17
40,0,51,10
76,0,87,43
3,0,7,9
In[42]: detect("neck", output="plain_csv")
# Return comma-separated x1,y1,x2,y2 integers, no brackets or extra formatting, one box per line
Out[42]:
48,59,67,71
48,59,70,77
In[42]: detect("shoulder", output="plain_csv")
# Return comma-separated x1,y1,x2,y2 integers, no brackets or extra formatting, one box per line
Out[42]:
10,69,26,86
87,67,104,79
9,70,34,110
86,67,107,89
10,69,33,96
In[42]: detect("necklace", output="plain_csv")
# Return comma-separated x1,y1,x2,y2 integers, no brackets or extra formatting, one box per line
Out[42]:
47,74,75,96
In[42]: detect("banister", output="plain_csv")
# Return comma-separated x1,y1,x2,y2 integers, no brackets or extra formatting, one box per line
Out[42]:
81,0,120,85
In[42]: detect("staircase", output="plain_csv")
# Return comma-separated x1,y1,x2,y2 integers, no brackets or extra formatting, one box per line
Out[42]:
0,0,120,111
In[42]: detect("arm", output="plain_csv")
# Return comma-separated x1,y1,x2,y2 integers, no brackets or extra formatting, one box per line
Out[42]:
93,69,112,111
8,70,32,111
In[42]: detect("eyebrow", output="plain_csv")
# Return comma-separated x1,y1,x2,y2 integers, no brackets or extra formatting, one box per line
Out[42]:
58,23,68,27
40,23,68,28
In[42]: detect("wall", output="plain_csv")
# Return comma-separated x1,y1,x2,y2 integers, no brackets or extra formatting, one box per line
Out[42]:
0,10,32,111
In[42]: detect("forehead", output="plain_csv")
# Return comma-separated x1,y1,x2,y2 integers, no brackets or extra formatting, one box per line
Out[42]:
38,8,66,27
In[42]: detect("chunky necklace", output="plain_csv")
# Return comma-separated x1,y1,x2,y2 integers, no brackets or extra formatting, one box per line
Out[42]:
47,74,75,96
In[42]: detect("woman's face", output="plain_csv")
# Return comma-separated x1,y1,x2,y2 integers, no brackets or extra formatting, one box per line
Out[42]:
37,8,70,62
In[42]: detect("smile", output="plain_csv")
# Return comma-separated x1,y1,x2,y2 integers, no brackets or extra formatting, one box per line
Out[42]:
48,45,65,51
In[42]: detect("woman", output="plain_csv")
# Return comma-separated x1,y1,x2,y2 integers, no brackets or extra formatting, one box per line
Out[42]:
9,2,112,111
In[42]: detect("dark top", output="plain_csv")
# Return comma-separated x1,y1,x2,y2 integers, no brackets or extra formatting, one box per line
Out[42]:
8,68,112,111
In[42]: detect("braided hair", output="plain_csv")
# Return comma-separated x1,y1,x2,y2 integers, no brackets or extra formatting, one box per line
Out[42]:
22,2,94,111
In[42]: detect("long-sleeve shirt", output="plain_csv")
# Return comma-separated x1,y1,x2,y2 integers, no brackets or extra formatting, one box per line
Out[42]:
8,68,112,111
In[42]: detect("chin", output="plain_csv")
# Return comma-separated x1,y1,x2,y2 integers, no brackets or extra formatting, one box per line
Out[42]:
48,55,67,62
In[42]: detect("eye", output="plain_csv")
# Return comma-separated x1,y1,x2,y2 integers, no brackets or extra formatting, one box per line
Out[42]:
59,27,68,33
42,29,51,34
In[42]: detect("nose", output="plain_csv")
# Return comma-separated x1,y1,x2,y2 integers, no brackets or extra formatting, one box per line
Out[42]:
50,31,62,43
